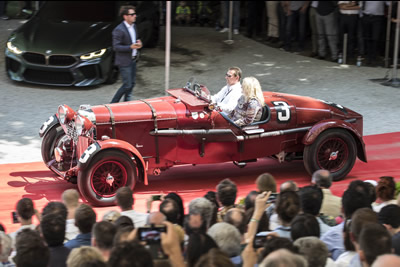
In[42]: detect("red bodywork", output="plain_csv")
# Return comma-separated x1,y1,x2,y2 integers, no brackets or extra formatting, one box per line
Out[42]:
39,85,366,205
80,88,365,182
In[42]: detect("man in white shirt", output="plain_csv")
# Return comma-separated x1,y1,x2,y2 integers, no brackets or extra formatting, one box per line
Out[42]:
115,186,148,228
211,67,243,113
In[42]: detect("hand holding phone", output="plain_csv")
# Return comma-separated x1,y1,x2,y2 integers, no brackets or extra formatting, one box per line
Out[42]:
12,211,19,224
152,195,162,201
138,225,168,259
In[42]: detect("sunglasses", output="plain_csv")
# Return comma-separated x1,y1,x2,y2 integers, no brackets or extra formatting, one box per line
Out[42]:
225,74,233,78
127,13,136,16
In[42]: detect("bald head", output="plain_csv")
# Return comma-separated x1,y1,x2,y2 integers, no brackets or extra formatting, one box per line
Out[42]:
61,189,80,208
280,180,298,192
147,212,166,225
260,248,307,267
311,170,332,188
372,254,400,267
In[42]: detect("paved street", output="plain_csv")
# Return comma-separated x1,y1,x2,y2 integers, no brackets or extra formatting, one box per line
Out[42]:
1,19,399,164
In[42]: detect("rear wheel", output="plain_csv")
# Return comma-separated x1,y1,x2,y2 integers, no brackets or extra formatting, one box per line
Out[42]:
303,129,357,181
78,150,137,206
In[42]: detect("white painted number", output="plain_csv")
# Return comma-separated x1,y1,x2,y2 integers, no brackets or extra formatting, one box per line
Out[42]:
79,143,98,164
273,101,291,122
39,116,55,135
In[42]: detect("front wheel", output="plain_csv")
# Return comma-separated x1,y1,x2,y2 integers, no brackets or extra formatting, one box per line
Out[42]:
303,129,357,181
78,150,137,206
41,123,68,174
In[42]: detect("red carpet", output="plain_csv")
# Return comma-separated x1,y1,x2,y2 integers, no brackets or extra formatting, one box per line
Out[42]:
1,132,399,233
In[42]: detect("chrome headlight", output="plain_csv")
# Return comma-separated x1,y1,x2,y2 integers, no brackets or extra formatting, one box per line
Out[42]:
80,48,106,60
75,115,93,136
58,105,76,125
7,41,23,55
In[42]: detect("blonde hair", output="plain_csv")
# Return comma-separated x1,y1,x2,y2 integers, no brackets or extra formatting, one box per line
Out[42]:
62,189,80,208
67,246,105,267
242,77,265,105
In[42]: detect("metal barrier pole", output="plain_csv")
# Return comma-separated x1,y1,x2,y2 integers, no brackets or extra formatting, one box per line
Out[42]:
392,2,400,82
343,33,348,64
385,1,393,69
165,1,171,94
228,1,233,41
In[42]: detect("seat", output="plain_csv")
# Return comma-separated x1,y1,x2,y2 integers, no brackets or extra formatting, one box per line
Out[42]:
249,105,270,126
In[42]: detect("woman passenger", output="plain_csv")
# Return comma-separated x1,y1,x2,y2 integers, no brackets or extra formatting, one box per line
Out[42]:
228,76,265,126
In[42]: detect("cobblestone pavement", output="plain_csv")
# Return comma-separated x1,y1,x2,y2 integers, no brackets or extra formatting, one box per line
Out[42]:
1,19,399,164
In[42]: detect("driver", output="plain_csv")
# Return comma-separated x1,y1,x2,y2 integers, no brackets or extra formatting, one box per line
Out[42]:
211,67,243,113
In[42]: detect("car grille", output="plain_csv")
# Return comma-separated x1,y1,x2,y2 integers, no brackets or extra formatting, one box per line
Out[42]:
23,69,74,85
23,52,46,65
49,55,77,66
23,52,77,66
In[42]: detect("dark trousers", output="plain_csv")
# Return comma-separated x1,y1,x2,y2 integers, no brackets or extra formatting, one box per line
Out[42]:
278,3,286,44
284,9,307,51
111,59,137,103
339,14,358,57
362,15,384,63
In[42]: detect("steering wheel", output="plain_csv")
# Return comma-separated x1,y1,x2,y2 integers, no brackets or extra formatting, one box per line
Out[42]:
193,83,201,97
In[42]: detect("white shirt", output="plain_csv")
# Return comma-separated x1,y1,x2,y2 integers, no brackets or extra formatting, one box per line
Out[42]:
123,21,137,57
372,199,398,213
121,210,149,228
335,251,357,267
65,218,79,242
338,1,360,15
9,224,36,249
211,82,242,113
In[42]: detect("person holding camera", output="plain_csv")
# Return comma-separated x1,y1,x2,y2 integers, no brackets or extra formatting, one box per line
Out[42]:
9,198,39,250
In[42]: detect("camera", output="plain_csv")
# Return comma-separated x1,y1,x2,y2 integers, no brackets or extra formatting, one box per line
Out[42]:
12,211,19,224
138,225,166,243
266,193,278,204
253,232,272,248
138,225,167,259
152,195,162,201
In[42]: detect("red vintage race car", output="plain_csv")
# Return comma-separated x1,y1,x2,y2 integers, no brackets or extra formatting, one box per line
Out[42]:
39,78,366,206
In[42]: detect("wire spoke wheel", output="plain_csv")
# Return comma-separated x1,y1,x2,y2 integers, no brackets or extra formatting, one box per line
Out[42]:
78,149,137,206
304,129,356,181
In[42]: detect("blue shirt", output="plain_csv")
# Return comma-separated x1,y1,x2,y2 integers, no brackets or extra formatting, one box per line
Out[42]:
64,232,92,250
321,222,345,260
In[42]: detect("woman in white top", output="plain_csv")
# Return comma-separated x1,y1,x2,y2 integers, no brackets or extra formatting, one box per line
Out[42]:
372,176,397,213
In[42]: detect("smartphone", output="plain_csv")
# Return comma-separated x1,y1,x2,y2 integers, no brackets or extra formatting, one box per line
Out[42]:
266,193,278,204
11,211,19,224
152,195,162,201
138,225,167,259
138,225,167,244
253,232,272,248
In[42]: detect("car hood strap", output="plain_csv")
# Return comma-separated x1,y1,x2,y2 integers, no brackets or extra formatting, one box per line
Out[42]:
103,104,116,139
140,100,160,164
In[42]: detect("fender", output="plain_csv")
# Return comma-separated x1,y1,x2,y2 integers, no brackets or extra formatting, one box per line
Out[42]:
302,119,367,162
78,139,148,185
39,114,59,137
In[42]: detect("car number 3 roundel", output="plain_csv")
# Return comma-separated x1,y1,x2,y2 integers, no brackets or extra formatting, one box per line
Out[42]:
272,101,291,122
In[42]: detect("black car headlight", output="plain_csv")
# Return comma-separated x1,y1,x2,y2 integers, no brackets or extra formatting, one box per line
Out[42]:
58,105,76,125
7,41,23,55
80,48,106,60
75,115,93,136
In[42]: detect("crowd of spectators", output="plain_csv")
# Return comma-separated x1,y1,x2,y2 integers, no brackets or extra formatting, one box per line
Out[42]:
1,172,400,267
171,1,399,67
